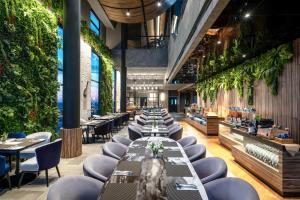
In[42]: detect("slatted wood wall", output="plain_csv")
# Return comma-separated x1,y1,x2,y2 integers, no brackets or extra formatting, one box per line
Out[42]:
198,39,300,144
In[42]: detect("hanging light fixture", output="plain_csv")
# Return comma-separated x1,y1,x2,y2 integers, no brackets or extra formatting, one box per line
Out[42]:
125,9,131,16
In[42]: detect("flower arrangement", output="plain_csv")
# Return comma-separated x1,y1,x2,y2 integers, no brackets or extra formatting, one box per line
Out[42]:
148,141,164,158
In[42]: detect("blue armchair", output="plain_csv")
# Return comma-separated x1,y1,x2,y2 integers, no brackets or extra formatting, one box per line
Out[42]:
18,139,62,187
0,155,11,189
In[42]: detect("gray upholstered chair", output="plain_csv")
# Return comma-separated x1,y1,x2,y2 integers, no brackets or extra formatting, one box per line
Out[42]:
112,135,133,146
168,126,183,141
83,155,118,182
47,176,104,200
137,117,146,126
204,177,260,200
19,139,62,187
163,114,172,120
20,132,52,159
102,142,128,160
164,118,174,126
192,157,227,184
128,125,142,141
184,144,206,162
177,136,197,148
140,114,148,120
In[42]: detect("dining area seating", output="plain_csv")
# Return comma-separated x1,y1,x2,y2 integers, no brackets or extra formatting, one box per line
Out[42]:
46,134,259,200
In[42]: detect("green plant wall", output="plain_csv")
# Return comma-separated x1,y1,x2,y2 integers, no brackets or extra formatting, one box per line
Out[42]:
0,0,59,135
197,43,293,105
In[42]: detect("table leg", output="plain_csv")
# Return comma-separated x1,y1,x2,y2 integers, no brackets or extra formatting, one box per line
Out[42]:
86,126,90,144
15,151,20,174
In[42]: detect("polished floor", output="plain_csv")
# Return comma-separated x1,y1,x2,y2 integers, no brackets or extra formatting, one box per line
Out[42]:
0,120,299,200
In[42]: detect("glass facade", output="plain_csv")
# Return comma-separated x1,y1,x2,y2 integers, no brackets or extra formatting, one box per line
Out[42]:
91,51,101,115
57,26,63,131
90,10,100,36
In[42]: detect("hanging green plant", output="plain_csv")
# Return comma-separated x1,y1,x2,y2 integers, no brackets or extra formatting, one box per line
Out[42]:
196,43,293,103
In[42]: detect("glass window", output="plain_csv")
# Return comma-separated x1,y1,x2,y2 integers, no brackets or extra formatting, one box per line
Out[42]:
57,26,63,131
91,51,101,115
90,10,100,36
112,69,116,112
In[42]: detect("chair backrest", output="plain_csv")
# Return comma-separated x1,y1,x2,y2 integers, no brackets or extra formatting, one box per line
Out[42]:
47,176,104,200
102,142,128,160
128,125,142,141
184,144,206,162
165,118,174,126
168,126,183,141
192,157,227,184
112,135,132,146
204,177,259,200
8,132,26,139
36,139,62,170
177,136,197,148
0,155,8,176
26,132,52,143
83,155,118,182
137,118,146,126
94,123,109,136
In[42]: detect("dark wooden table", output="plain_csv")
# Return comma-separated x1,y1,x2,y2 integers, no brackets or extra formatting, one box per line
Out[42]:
81,120,107,143
99,137,208,200
0,138,45,174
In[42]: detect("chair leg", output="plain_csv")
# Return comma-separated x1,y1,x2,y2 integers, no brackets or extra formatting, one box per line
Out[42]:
45,169,49,187
6,173,11,190
56,166,61,178
8,155,12,172
18,172,24,188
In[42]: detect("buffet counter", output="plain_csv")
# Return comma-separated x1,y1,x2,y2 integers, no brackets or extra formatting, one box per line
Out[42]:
184,113,223,136
219,121,300,196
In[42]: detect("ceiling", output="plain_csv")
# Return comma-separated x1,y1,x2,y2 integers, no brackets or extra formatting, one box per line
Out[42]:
98,0,176,23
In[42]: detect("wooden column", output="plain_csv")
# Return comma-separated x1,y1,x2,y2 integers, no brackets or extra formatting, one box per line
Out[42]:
61,128,82,158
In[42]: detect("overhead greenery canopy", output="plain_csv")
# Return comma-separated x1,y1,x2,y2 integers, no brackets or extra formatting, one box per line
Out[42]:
0,0,59,135
197,42,293,105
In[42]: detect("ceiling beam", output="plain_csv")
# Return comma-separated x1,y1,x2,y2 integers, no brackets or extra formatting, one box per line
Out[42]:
141,0,150,48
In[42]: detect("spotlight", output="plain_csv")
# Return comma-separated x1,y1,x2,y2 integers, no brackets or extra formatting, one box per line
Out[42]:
157,0,162,7
202,55,206,58
244,12,251,18
242,54,246,58
126,9,131,16
217,40,221,45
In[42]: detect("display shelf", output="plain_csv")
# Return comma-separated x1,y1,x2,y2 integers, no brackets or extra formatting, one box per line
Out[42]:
219,121,300,196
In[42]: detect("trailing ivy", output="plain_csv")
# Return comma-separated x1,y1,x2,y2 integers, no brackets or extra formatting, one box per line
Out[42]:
0,0,59,136
81,22,113,114
197,43,293,105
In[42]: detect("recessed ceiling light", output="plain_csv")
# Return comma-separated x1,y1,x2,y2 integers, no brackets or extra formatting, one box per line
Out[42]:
242,54,246,58
203,55,206,58
126,10,131,16
157,1,162,7
217,40,221,45
244,13,251,18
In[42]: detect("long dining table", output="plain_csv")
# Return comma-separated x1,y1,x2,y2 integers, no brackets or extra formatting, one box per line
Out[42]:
99,137,208,200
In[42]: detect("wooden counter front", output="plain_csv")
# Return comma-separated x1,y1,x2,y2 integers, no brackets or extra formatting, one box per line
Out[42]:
184,116,223,136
